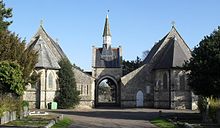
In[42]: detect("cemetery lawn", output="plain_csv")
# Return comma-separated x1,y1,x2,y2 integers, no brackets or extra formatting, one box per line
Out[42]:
4,115,55,127
150,118,176,128
51,117,72,128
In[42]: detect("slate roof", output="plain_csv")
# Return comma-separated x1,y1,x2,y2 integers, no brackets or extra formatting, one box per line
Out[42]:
103,15,111,37
31,36,60,69
27,25,67,69
143,26,191,69
28,25,67,60
94,47,121,68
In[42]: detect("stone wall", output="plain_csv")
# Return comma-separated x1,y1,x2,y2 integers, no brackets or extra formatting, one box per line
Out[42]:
24,69,59,109
154,70,170,108
121,64,154,108
92,67,122,80
23,91,37,109
73,68,95,108
170,69,192,109
153,69,194,109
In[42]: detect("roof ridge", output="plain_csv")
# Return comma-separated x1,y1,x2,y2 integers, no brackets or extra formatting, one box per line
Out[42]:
170,26,191,50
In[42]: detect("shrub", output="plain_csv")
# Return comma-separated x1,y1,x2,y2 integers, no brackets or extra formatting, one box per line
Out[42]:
0,61,24,96
21,100,29,107
0,95,18,117
209,97,220,123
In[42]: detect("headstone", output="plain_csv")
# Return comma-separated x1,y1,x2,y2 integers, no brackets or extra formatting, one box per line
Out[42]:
0,111,10,124
10,111,16,121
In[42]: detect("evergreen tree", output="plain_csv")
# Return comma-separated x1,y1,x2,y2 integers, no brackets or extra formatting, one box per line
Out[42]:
0,0,12,32
0,30,38,84
122,56,143,75
55,59,80,108
0,0,38,85
0,61,24,96
185,26,220,98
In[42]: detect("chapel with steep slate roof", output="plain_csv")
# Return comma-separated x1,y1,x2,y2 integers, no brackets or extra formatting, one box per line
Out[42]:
24,24,65,108
24,16,197,110
120,26,197,109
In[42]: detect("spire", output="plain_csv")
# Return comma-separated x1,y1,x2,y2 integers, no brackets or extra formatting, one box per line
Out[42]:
102,15,111,37
102,14,112,49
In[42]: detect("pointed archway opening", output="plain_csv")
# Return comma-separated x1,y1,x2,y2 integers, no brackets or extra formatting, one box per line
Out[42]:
95,76,120,107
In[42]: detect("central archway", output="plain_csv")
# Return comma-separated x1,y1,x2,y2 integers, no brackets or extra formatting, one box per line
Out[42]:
95,76,120,107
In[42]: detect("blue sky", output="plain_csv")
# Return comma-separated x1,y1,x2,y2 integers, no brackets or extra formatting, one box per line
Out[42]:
4,0,220,71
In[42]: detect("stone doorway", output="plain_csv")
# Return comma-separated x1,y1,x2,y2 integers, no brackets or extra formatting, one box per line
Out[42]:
136,90,143,107
95,76,120,107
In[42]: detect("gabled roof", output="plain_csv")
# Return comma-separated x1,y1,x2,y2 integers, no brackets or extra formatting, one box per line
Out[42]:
31,36,60,69
143,34,167,63
28,25,67,60
143,26,191,69
27,25,67,69
102,15,111,37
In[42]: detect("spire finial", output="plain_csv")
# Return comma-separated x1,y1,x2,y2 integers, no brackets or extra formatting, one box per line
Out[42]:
171,21,175,28
40,19,43,26
106,10,109,18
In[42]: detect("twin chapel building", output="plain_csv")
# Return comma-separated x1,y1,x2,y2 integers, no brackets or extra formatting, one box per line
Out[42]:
24,15,198,110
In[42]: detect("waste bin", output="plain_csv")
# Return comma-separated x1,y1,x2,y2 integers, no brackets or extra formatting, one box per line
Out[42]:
48,102,57,109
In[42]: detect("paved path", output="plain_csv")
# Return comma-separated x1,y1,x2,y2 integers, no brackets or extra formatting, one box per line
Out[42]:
49,108,198,128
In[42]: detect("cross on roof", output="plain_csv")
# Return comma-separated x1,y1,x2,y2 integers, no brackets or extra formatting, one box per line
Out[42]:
40,20,43,26
171,21,176,27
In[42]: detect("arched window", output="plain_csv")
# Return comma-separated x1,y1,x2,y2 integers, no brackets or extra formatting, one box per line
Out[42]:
48,72,54,88
157,80,161,90
87,85,89,95
163,73,168,90
180,74,185,90
83,85,87,95
81,85,83,94
31,71,38,88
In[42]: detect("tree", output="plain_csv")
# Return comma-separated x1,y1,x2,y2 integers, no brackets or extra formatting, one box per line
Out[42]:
0,0,13,32
0,61,24,96
0,30,38,84
142,50,150,60
0,0,38,85
122,56,143,75
184,26,220,98
55,59,80,108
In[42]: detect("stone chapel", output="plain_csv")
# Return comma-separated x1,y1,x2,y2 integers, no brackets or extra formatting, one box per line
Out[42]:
24,15,197,110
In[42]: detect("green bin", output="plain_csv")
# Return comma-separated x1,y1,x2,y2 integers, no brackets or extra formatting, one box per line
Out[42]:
49,102,57,109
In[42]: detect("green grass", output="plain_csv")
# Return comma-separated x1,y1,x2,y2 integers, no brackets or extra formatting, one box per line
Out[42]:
5,120,49,126
151,118,176,128
52,117,72,128
5,115,55,127
4,115,72,128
